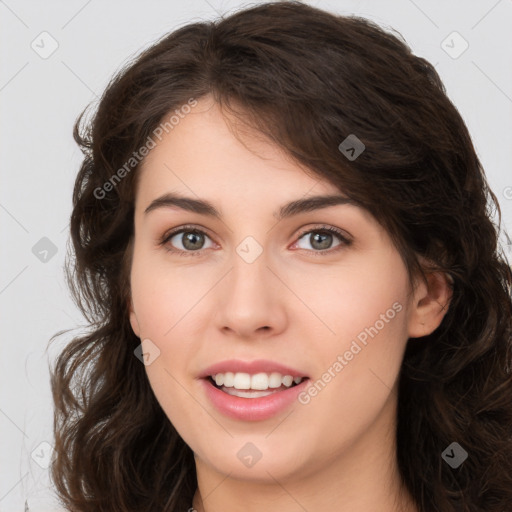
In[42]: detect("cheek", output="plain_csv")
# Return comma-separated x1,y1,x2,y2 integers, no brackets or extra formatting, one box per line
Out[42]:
296,252,410,348
291,258,410,452
129,251,219,407
293,252,411,411
129,256,205,426
130,247,212,339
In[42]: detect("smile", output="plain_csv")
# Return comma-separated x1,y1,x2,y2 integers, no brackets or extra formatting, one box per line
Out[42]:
209,371,305,398
201,374,310,421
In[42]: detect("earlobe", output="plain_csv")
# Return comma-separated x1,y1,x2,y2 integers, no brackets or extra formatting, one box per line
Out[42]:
408,270,453,338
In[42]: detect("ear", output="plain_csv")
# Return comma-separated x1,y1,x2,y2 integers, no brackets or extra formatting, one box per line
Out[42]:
408,269,453,338
128,297,141,338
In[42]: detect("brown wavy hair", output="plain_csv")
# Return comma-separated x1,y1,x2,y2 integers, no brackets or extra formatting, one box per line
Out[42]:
48,1,512,510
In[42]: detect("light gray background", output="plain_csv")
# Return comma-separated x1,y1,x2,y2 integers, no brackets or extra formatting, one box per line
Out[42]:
1,1,511,510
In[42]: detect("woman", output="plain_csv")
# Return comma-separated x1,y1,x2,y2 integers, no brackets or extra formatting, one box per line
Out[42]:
49,2,512,511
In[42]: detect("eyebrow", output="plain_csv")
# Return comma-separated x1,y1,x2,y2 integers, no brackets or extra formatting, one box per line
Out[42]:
144,192,358,221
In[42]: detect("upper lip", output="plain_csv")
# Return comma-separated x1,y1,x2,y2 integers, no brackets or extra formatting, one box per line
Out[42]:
198,359,309,379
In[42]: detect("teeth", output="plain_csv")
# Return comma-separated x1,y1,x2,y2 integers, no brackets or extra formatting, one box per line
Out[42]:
233,372,251,389
268,372,282,388
282,375,293,387
214,373,225,386
211,372,304,390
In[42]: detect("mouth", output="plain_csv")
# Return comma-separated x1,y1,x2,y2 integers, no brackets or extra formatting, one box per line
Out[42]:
206,372,309,398
198,360,311,420
201,371,310,421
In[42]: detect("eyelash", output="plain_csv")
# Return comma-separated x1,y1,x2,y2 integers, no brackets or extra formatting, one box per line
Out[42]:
158,224,352,258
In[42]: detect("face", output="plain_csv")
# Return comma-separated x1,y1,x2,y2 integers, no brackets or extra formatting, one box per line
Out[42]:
128,95,443,485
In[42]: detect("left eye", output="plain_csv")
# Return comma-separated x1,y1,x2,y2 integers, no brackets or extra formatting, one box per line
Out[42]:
293,227,350,253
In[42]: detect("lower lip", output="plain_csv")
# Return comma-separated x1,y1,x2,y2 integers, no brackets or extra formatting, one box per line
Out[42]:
200,377,310,421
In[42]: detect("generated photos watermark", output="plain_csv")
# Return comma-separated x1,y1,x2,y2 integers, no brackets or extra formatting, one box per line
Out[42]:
298,301,403,405
93,97,198,200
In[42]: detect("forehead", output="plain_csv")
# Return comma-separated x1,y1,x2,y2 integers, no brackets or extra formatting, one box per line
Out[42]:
135,96,341,209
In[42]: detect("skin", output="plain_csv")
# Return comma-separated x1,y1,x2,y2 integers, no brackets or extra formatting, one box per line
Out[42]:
128,95,452,512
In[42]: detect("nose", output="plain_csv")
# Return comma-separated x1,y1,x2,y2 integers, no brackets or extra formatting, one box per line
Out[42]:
213,247,288,340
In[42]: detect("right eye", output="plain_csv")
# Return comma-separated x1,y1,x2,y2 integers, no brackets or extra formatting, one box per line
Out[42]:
160,225,216,256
